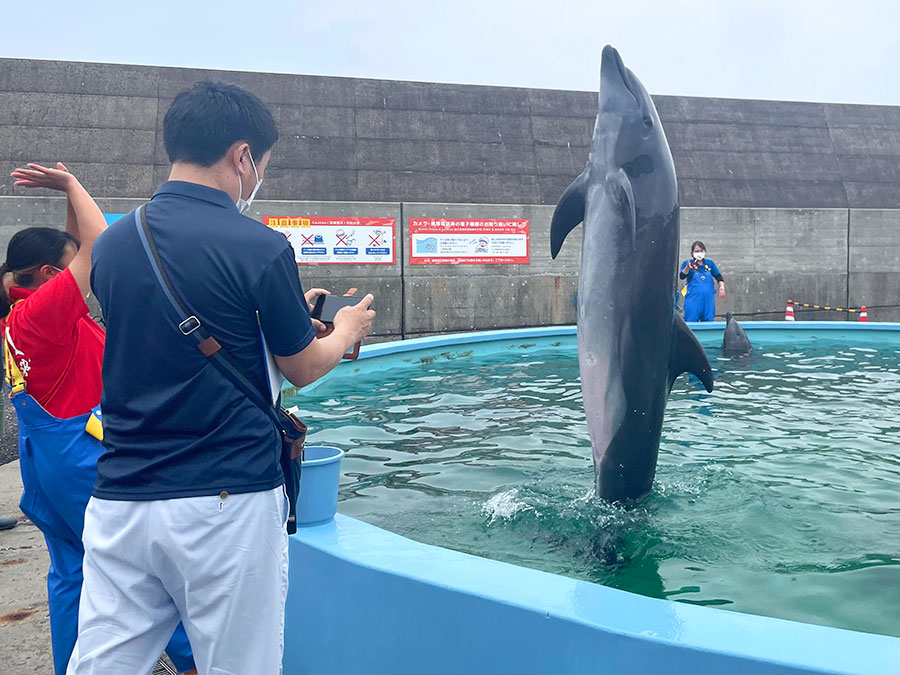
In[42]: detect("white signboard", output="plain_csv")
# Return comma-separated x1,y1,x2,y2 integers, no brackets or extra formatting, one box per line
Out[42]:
263,216,396,265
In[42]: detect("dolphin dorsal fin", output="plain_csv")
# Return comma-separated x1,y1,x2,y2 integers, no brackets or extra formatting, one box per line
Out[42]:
669,314,714,392
550,171,588,259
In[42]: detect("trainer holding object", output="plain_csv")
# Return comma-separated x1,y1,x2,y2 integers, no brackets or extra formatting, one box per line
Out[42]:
679,240,725,322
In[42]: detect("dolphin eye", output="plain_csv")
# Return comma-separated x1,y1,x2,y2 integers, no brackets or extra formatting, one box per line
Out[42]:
642,116,653,128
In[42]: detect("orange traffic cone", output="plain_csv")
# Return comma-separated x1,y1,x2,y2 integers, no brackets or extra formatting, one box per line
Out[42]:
785,299,795,321
859,306,868,322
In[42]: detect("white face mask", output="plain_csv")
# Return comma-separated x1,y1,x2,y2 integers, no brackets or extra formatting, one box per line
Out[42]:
693,251,705,260
235,149,262,215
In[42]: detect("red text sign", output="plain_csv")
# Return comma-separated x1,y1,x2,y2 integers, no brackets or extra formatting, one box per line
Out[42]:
409,218,529,265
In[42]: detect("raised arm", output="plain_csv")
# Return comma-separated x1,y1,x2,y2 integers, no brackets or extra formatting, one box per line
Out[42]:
679,259,696,280
10,163,107,298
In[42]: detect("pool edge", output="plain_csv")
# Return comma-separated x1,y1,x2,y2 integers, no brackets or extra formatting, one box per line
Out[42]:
285,514,899,674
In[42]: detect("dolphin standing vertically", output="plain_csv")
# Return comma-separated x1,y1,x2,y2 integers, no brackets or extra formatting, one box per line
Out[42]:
551,46,714,503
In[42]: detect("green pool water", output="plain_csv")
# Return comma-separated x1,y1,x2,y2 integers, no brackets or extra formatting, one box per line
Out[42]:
285,341,900,638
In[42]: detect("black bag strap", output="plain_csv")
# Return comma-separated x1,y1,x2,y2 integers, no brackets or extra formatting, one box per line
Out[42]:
133,206,284,430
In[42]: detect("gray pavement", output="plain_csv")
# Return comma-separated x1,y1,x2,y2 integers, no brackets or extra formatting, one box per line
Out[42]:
0,458,54,674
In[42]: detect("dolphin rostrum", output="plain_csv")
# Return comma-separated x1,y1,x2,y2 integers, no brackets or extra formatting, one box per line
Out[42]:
551,46,714,504
722,312,752,355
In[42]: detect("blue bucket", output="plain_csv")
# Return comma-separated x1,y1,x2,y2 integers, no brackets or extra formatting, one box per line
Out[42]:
297,445,345,527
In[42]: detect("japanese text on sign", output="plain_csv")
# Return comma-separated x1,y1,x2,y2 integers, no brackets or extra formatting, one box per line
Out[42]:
263,216,396,265
408,218,530,265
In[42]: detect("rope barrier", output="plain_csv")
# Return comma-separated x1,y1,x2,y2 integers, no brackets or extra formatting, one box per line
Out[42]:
789,302,900,312
715,308,876,319
791,302,859,314
714,300,900,320
787,299,863,321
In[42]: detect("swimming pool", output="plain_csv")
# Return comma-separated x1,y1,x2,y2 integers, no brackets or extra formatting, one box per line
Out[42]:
281,324,900,674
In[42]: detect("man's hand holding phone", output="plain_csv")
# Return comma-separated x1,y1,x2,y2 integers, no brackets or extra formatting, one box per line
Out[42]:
333,295,375,346
306,287,358,337
307,290,374,360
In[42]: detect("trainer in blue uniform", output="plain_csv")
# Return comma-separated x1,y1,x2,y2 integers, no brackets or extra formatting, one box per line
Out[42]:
680,240,725,322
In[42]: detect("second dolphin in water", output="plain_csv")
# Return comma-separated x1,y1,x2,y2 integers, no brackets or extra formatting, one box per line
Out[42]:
551,46,714,504
722,312,752,355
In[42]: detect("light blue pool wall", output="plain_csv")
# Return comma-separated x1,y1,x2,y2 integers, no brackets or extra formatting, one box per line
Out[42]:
282,324,900,674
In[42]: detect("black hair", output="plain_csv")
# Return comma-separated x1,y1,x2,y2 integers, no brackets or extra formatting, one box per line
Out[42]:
0,227,80,317
163,81,279,167
690,240,707,252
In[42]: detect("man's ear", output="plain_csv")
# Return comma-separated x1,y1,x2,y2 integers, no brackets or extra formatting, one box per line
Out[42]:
224,141,249,176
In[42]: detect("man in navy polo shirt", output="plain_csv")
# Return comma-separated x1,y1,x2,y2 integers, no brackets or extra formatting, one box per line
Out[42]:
68,82,374,675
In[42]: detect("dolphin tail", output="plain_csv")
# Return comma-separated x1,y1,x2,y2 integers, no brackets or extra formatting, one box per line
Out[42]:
550,171,588,259
669,314,714,393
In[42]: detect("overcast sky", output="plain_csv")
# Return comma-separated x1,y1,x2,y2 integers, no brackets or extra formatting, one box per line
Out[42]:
4,0,900,105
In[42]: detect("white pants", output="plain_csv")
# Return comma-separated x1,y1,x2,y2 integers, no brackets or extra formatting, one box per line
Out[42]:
67,487,290,675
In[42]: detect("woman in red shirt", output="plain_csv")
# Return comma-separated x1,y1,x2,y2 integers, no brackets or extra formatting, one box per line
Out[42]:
3,163,195,675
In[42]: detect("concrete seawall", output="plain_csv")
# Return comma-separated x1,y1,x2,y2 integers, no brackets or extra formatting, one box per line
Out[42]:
5,57,900,211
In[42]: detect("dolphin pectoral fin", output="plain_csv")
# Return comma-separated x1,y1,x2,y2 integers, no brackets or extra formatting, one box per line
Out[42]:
606,169,637,251
550,171,588,258
669,314,714,392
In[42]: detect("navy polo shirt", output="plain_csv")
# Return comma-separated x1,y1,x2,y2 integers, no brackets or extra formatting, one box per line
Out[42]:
91,181,316,500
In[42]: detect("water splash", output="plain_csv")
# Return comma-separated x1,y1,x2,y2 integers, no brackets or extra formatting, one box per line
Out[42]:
482,489,534,523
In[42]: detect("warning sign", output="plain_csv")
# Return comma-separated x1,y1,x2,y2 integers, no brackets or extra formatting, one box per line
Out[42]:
409,218,529,265
263,216,396,265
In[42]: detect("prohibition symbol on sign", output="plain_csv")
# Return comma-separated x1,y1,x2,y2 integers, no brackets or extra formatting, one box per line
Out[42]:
300,233,315,246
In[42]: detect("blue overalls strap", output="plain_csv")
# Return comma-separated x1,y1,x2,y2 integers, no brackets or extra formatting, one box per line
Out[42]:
5,311,103,437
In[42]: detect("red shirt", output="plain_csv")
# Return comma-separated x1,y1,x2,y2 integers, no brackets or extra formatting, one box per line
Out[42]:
2,269,105,418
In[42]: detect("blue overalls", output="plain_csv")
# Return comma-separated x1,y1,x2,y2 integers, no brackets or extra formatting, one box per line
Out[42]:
6,341,195,674
681,258,721,322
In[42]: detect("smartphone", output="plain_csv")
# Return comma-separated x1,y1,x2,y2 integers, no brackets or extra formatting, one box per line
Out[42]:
311,294,367,324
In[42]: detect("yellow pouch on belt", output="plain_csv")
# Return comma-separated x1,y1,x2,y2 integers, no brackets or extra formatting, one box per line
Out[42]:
85,409,103,441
